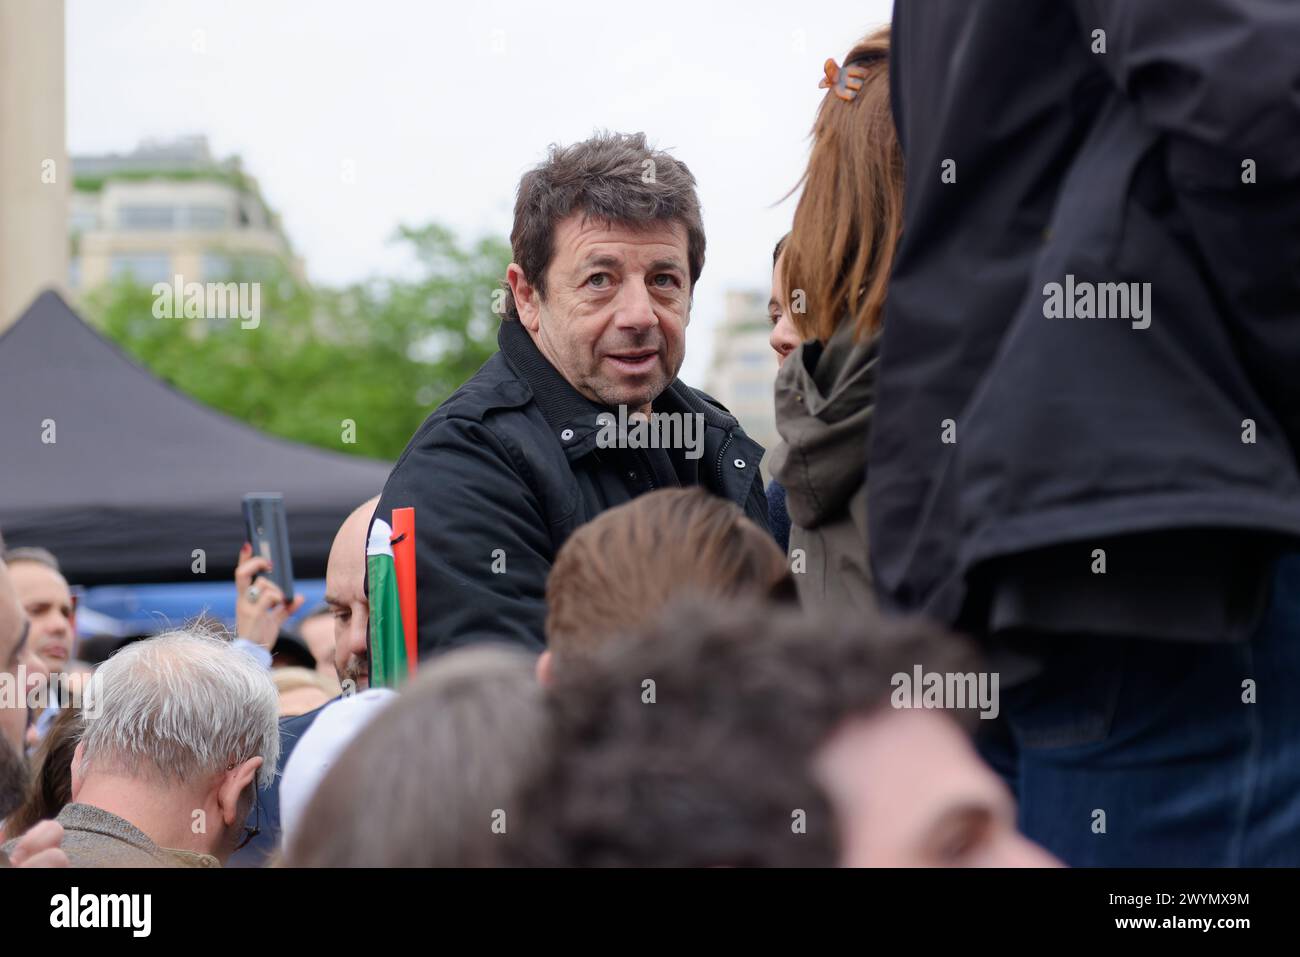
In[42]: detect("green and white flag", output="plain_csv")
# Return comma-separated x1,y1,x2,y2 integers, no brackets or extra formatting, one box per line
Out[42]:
367,517,408,688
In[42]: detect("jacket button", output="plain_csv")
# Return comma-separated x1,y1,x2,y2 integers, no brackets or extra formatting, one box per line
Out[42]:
560,428,575,441
733,458,746,469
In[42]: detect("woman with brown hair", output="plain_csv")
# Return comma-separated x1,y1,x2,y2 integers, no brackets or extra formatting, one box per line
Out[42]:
769,26,902,614
4,706,83,838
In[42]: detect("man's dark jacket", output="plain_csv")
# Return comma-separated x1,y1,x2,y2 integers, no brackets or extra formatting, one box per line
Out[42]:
228,703,325,867
376,318,769,657
870,0,1300,635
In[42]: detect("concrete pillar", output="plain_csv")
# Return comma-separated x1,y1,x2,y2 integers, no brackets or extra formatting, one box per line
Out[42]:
0,0,68,330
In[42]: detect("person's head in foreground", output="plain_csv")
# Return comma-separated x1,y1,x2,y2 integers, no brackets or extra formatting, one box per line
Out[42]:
63,628,279,867
276,687,396,853
514,600,1059,867
782,26,901,345
505,130,705,416
768,233,799,364
3,547,76,674
540,487,793,685
328,496,379,692
284,645,544,867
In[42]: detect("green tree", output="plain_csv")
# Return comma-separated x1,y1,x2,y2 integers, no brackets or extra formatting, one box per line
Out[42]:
83,224,509,461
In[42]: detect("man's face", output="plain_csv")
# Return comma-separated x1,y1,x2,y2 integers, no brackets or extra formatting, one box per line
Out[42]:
511,215,691,414
0,563,35,752
814,708,1060,867
8,562,75,670
327,508,372,692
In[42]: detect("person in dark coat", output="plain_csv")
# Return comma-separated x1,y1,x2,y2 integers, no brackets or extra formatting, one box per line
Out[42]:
871,0,1300,865
376,132,769,659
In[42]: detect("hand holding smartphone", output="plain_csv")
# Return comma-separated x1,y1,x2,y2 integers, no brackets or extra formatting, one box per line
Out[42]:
241,493,295,604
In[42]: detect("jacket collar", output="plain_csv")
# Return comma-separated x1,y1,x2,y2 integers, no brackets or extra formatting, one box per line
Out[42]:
498,318,604,439
770,325,878,526
497,318,743,459
57,802,221,868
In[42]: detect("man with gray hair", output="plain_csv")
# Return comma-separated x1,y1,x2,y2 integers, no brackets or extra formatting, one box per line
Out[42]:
376,131,770,659
2,629,279,867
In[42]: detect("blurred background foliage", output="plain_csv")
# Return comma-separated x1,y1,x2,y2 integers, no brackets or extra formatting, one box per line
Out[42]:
83,223,509,461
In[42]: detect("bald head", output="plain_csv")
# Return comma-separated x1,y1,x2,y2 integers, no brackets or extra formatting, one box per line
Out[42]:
329,497,378,588
327,496,379,691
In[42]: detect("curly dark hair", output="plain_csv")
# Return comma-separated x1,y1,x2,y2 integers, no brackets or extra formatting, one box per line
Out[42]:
504,130,705,319
513,599,981,867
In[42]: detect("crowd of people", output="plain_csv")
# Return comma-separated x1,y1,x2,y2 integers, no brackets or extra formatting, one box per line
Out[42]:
3,0,1300,869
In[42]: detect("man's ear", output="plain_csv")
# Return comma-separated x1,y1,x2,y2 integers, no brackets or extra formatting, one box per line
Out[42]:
217,756,263,828
535,649,553,688
506,263,543,333
70,741,86,800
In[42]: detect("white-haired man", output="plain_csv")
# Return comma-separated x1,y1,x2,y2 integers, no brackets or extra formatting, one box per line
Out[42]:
2,629,280,867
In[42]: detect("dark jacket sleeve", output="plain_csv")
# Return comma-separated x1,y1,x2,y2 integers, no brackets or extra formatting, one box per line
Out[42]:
1074,0,1300,444
1075,0,1300,177
376,414,553,659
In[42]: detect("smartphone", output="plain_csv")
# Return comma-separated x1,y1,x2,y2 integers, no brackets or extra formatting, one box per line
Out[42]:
241,493,295,604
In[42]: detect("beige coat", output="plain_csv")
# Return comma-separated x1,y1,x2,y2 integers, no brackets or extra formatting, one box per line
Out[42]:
1,802,220,868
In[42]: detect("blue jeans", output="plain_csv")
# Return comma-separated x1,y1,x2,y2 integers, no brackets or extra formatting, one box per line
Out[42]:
977,553,1300,866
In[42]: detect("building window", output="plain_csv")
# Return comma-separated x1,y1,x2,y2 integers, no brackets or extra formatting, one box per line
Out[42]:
70,208,100,233
184,205,229,230
201,253,273,280
109,253,172,284
117,205,177,230
201,253,233,279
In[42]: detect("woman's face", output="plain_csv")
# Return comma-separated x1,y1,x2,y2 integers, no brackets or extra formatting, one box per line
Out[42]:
769,252,799,367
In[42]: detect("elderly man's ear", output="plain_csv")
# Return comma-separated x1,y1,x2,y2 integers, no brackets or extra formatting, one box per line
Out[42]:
218,756,262,828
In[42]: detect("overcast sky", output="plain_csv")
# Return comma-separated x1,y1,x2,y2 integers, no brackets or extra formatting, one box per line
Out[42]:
68,0,893,383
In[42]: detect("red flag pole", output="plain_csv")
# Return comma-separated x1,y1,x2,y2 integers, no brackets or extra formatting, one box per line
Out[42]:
391,507,418,675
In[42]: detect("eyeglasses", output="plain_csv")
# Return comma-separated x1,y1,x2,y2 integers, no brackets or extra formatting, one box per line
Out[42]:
228,762,263,852
236,785,262,851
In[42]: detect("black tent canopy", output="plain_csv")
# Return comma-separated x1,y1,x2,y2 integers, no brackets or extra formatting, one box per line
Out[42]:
0,291,393,584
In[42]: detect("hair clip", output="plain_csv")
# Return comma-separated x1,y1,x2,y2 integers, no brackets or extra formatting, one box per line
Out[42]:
818,57,871,102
